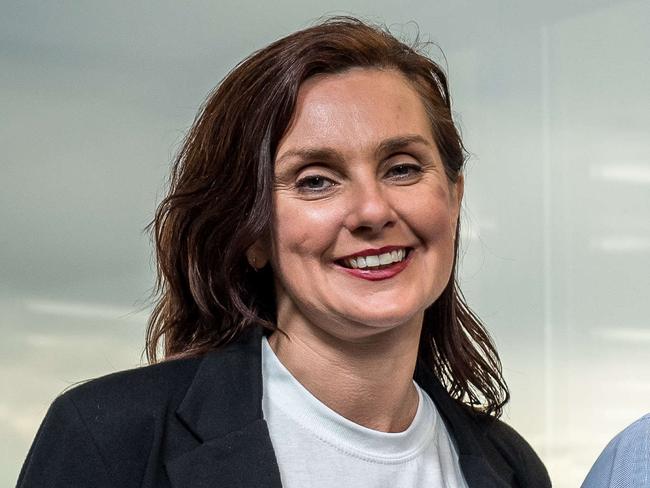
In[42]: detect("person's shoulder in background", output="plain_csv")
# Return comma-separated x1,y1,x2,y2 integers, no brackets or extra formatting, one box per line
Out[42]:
581,413,650,488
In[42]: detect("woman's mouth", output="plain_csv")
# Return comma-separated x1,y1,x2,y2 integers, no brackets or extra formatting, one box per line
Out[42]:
334,247,413,280
338,247,411,269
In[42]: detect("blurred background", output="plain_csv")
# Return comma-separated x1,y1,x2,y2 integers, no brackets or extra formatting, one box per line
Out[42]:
1,1,648,486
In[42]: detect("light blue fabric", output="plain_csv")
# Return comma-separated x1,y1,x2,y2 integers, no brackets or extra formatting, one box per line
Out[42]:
582,414,650,488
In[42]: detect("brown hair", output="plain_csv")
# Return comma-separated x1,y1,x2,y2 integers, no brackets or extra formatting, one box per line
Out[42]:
146,16,509,416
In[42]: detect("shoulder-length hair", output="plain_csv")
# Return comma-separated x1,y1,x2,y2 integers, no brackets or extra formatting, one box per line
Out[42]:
146,16,509,417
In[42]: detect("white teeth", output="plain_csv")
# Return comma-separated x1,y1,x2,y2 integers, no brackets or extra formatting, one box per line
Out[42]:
378,253,392,265
343,248,408,269
366,255,380,266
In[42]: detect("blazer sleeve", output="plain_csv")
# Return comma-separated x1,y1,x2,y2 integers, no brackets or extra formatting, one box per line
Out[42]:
16,394,115,488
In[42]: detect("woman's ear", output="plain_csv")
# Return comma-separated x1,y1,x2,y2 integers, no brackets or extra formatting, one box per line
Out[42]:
246,240,270,270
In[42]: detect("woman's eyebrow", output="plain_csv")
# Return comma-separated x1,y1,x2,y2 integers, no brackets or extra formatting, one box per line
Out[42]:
275,147,342,168
275,134,433,168
374,134,433,157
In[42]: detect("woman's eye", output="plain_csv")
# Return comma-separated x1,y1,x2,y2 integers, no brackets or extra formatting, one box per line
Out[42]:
386,163,422,179
295,175,336,192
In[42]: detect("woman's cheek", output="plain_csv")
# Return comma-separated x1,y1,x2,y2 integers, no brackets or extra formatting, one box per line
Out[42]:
272,203,342,263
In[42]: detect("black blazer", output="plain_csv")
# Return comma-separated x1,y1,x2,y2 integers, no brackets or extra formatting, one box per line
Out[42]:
17,326,551,487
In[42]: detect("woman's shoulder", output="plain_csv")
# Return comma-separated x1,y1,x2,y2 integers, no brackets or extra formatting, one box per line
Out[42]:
59,353,204,416
42,329,262,437
471,411,551,486
39,354,207,453
415,363,551,485
17,354,208,487
438,399,550,487
480,414,542,459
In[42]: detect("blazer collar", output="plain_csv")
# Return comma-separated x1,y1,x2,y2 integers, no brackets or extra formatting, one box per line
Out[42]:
167,326,512,488
175,326,264,441
166,326,283,488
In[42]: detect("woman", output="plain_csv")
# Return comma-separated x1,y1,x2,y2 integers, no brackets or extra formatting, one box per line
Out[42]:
17,17,551,488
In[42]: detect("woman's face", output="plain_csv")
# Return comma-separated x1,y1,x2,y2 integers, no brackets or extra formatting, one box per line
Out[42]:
264,68,463,342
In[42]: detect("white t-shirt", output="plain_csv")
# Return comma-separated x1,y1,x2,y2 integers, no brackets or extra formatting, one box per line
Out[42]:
261,336,469,487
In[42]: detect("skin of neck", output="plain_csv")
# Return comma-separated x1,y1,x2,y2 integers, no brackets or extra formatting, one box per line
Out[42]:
268,296,424,433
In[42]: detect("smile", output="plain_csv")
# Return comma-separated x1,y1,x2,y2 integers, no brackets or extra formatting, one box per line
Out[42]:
340,248,410,269
334,247,413,281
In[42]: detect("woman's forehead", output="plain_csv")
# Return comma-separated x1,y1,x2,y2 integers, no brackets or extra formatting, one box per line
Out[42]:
276,68,434,161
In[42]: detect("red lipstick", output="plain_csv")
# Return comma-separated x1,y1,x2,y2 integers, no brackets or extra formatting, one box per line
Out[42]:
334,247,413,281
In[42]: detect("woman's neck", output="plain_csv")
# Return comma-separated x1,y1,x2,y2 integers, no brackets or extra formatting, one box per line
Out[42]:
267,313,423,433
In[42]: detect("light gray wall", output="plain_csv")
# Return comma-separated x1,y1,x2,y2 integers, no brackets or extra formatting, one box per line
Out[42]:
2,1,648,486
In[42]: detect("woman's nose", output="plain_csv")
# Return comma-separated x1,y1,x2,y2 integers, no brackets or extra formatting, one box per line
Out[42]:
343,180,396,235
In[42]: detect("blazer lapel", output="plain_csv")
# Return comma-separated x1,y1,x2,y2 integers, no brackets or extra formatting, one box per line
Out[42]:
414,360,513,488
165,325,512,488
166,326,283,488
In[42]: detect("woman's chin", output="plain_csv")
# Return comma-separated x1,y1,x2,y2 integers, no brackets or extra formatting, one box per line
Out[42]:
335,306,424,335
